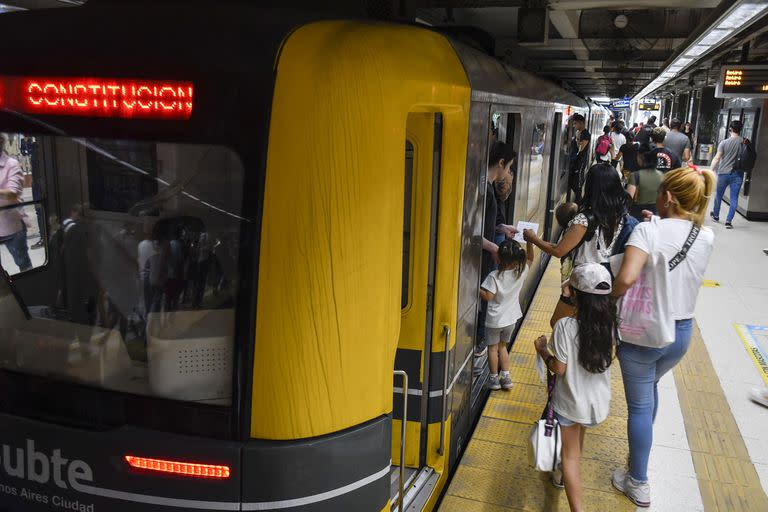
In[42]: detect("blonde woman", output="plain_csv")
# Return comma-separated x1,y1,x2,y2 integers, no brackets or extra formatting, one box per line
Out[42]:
610,167,716,507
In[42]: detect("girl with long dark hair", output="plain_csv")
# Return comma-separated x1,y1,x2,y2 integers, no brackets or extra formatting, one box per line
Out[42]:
524,163,631,326
480,239,534,390
534,263,618,512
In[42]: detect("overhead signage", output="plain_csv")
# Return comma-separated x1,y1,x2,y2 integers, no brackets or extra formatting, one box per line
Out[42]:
639,102,660,111
0,76,194,120
716,65,768,98
611,98,631,109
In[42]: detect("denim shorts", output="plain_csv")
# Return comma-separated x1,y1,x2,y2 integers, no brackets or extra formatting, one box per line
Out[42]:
554,410,599,428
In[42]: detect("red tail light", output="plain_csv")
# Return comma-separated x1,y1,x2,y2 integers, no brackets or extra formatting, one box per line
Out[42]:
124,455,231,479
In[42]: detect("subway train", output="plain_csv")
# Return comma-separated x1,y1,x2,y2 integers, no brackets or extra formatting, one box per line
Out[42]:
0,5,610,512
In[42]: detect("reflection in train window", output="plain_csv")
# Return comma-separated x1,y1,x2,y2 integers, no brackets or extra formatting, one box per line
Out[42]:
0,135,245,406
402,140,414,309
0,133,48,276
527,122,547,219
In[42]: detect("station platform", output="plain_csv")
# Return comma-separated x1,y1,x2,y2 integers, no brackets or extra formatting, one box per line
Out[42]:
439,208,768,511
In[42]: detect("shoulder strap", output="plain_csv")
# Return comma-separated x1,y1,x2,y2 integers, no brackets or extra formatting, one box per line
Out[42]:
542,371,556,429
668,223,700,271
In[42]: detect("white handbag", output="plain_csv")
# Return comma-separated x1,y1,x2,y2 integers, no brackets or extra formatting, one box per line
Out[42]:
610,222,700,348
529,371,562,472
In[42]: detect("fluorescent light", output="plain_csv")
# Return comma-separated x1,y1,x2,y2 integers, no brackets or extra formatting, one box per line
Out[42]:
717,3,768,29
698,29,733,47
685,45,711,57
591,96,611,102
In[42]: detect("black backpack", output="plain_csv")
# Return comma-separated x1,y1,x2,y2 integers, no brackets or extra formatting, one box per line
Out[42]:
635,126,654,153
735,138,757,172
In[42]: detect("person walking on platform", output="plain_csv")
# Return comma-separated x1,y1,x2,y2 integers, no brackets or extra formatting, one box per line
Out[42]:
710,120,747,229
650,128,681,173
480,239,533,390
625,151,664,221
661,117,671,133
610,167,716,508
0,133,32,273
567,114,590,202
664,118,692,164
634,116,656,153
610,122,626,171
534,263,618,512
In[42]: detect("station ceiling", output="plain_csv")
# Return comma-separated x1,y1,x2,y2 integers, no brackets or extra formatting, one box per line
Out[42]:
3,0,766,102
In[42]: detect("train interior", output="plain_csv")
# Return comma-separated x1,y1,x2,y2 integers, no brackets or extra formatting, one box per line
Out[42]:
0,133,245,406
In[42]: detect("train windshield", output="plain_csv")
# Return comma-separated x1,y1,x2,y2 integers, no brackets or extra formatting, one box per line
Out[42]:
0,132,245,406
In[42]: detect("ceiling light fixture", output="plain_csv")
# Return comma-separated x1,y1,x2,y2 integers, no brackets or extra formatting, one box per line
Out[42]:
633,1,768,102
614,14,629,29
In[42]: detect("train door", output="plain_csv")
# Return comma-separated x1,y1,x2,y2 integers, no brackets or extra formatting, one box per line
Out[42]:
524,114,549,243
391,112,443,509
543,112,565,243
469,110,521,401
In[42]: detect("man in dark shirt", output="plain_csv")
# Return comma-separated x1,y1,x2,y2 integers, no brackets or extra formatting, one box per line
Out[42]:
635,115,657,152
619,139,639,175
477,142,517,357
649,127,681,172
568,113,590,202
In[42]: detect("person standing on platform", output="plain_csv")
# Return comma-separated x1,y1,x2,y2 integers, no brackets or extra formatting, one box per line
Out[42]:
610,122,627,172
650,128,681,173
710,120,746,229
626,152,664,221
568,114,591,203
683,122,695,147
634,116,656,153
0,133,32,272
661,117,671,133
610,167,716,508
664,118,692,164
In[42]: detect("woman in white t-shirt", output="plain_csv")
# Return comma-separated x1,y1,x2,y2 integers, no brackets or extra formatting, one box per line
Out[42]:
480,239,534,390
524,163,630,326
610,167,716,508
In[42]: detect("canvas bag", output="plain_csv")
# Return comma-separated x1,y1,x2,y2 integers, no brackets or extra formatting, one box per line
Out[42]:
609,220,700,348
529,371,562,472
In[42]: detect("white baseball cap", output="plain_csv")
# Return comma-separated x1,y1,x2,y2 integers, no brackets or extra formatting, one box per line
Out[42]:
567,263,613,295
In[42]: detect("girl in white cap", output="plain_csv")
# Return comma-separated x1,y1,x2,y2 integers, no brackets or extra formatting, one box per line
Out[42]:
534,262,618,512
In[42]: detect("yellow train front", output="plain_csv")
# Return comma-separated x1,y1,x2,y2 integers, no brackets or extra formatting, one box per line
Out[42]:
0,5,608,511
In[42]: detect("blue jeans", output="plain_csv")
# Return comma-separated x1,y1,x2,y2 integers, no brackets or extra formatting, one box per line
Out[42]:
2,229,32,272
618,319,693,482
712,171,744,223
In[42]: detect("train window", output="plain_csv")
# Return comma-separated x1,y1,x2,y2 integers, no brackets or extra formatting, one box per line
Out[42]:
0,135,245,406
0,133,48,276
402,140,414,309
527,122,547,219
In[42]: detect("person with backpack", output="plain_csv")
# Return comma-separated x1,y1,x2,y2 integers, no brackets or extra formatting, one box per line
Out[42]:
710,119,755,229
524,164,636,327
610,167,716,508
595,126,614,164
634,116,656,153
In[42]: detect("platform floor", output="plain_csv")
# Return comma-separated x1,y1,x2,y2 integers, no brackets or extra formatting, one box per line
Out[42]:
439,205,768,511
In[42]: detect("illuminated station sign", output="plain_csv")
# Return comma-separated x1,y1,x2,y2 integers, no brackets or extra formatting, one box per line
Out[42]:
716,65,768,98
0,76,194,120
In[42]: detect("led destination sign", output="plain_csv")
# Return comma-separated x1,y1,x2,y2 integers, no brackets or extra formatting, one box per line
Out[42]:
716,65,768,98
0,76,194,119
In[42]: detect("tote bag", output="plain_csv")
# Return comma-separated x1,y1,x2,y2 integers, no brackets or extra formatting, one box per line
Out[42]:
528,371,562,472
609,222,700,348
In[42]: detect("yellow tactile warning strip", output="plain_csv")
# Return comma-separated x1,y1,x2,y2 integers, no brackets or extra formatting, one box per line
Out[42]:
439,257,768,511
439,258,636,511
673,323,768,511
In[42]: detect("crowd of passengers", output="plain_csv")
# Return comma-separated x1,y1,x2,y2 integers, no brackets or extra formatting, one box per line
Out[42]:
472,112,752,511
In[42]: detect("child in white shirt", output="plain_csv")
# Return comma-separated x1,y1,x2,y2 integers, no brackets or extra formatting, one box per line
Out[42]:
480,239,534,390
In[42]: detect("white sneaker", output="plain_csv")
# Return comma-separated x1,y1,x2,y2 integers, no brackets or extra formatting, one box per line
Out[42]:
750,387,768,408
499,373,514,390
487,375,501,390
551,468,564,489
612,469,650,507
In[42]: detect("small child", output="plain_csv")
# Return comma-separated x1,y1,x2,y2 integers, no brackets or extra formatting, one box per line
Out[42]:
534,263,618,512
480,239,534,390
550,202,579,328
